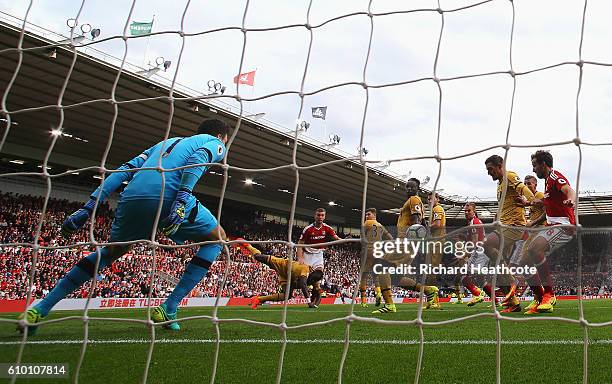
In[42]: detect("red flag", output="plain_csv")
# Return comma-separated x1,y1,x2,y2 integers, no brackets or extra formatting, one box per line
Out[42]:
233,70,256,86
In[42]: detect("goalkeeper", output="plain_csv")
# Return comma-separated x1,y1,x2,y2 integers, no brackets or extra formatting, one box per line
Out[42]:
19,119,229,334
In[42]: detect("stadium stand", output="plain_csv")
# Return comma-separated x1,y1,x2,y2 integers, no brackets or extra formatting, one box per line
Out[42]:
1,192,609,301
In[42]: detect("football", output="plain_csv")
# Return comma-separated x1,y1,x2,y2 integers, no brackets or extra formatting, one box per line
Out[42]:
406,224,427,239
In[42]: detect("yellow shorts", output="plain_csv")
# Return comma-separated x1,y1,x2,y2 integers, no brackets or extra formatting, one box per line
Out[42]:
493,227,524,263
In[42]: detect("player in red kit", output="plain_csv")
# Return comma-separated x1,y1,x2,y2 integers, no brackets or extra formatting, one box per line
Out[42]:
461,202,490,307
297,208,342,307
517,150,576,314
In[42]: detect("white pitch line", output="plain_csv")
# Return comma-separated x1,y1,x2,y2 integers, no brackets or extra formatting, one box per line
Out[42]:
0,339,610,346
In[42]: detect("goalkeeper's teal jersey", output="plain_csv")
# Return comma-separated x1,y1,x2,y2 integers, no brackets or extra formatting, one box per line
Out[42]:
93,134,226,210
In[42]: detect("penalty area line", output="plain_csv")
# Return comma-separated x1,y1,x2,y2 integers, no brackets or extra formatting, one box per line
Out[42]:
0,339,610,346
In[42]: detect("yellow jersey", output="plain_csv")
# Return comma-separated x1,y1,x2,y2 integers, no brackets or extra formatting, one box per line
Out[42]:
268,256,310,284
430,203,446,238
397,195,424,238
496,170,534,226
364,219,390,250
529,191,546,226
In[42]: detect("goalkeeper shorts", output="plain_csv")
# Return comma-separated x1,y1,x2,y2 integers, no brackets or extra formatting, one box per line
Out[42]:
110,199,217,244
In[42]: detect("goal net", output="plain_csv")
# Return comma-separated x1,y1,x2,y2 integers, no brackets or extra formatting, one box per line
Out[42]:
1,1,610,383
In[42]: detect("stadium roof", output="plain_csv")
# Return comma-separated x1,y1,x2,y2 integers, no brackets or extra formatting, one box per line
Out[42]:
1,20,611,228
0,20,410,227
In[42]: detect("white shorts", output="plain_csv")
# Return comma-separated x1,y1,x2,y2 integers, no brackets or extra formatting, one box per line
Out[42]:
466,250,489,271
303,251,324,270
533,226,574,255
509,240,525,266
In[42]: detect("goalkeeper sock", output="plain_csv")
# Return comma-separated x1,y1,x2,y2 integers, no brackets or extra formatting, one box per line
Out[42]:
36,247,114,317
164,243,221,313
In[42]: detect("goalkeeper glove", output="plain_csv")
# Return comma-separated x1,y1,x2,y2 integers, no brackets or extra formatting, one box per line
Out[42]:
61,199,97,238
161,189,190,236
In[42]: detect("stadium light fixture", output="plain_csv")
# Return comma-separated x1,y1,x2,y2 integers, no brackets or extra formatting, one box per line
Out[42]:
138,57,169,78
188,102,199,112
51,129,62,136
296,120,310,134
207,80,225,95
373,160,390,170
93,175,103,180
37,165,52,170
46,48,57,59
245,112,266,121
91,28,101,39
68,170,79,175
244,178,254,185
422,176,431,186
323,134,341,148
0,118,18,126
328,201,336,206
9,159,25,165
359,147,369,156
58,20,99,46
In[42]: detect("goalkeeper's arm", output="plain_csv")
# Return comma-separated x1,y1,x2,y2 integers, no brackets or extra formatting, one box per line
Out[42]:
161,146,217,236
90,149,152,204
61,148,152,237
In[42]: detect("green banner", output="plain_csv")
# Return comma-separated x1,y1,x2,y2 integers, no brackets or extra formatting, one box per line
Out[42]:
129,21,153,36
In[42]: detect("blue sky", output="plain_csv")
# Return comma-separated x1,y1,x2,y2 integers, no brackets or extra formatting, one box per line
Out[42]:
2,0,612,200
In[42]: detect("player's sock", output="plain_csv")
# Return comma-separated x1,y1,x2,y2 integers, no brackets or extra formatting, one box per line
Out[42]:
483,283,499,305
381,287,393,305
535,258,555,295
35,247,115,317
454,283,463,304
526,273,545,301
164,243,221,313
359,289,366,301
461,275,482,296
359,288,367,306
359,280,367,303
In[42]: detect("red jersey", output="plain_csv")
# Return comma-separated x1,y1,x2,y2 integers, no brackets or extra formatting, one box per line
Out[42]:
467,217,485,242
544,169,576,225
299,223,338,253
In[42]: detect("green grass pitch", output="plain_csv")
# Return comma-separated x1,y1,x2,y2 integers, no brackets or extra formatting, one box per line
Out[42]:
1,300,611,383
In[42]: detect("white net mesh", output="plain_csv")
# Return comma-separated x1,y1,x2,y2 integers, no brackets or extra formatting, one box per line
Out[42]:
1,1,611,383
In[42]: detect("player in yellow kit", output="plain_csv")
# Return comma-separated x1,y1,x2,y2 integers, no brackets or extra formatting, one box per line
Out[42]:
427,192,447,293
484,155,534,313
515,175,547,314
247,246,316,309
373,178,440,314
360,208,394,309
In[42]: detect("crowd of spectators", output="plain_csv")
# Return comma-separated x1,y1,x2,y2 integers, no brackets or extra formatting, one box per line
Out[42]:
0,192,610,301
